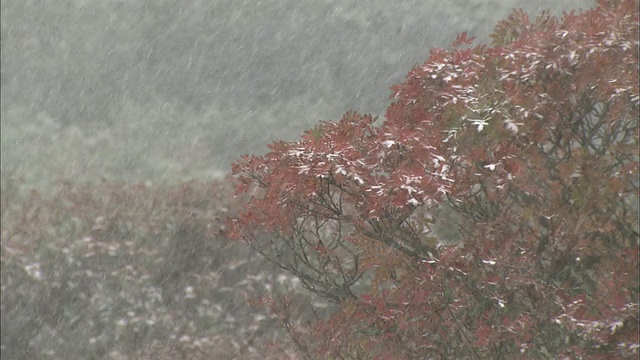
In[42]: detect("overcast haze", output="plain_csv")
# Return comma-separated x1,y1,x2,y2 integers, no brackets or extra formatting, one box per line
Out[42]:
1,0,594,189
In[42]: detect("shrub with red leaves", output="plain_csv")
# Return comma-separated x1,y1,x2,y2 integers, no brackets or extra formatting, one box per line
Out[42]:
228,1,639,358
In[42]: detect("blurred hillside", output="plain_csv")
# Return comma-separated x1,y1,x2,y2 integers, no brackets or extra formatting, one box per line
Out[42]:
1,0,593,189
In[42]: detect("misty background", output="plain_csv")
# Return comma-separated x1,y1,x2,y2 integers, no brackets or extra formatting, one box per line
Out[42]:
1,0,594,191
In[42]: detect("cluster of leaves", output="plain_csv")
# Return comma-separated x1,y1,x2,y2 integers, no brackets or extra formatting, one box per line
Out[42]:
0,177,312,359
228,1,639,358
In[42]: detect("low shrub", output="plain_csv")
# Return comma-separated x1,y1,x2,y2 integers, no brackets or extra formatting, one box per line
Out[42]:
1,177,316,359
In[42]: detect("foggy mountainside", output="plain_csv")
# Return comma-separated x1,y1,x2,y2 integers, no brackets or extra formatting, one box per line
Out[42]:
1,0,592,189
2,1,610,359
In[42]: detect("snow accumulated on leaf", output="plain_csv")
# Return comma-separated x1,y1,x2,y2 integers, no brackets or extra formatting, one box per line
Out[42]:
325,151,342,161
468,118,489,132
368,185,385,197
504,119,520,134
498,70,518,82
352,175,364,186
431,153,446,164
333,161,366,186
429,153,454,186
423,61,447,73
402,175,423,185
483,163,501,171
565,50,579,65
335,165,347,176
382,140,396,148
609,85,638,103
448,267,467,276
442,128,458,143
495,49,545,84
436,184,450,196
400,184,420,195
288,148,307,158
443,74,456,83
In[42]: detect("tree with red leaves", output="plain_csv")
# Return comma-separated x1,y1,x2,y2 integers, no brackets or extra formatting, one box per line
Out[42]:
227,1,639,358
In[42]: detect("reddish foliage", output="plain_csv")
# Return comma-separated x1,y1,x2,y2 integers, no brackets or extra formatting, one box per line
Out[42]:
229,1,639,358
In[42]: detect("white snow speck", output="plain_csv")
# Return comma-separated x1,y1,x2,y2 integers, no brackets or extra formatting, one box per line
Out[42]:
484,163,500,171
24,263,42,281
382,140,396,148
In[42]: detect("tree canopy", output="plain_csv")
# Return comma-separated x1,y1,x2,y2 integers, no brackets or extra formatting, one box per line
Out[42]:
228,0,639,358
